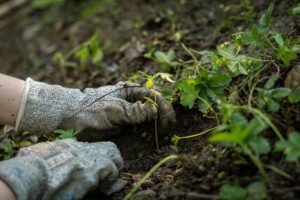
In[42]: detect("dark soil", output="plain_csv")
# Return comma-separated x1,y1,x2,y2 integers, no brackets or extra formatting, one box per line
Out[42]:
1,0,300,199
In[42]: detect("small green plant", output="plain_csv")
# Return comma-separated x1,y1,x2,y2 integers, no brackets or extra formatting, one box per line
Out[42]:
32,0,65,8
288,86,300,103
145,49,178,71
216,44,262,76
53,31,103,81
176,69,231,112
274,33,297,67
292,3,300,16
219,181,267,200
256,75,291,112
54,129,79,139
0,138,14,159
75,31,104,70
276,131,300,162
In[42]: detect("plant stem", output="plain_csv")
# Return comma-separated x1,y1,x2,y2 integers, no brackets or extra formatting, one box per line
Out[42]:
239,106,283,141
241,145,268,181
264,164,293,180
124,155,179,200
177,127,217,140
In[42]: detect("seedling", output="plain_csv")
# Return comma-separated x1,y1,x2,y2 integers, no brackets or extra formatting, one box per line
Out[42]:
256,75,291,112
145,49,178,71
274,33,297,67
176,69,231,112
276,131,300,162
219,181,267,200
54,129,79,139
288,86,300,103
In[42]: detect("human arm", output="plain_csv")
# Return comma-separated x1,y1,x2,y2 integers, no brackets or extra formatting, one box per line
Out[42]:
0,73,25,127
0,179,17,200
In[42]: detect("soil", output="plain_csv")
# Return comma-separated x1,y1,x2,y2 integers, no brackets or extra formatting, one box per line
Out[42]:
1,0,300,199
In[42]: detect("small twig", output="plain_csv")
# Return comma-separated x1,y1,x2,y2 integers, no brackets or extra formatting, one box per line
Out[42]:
124,155,180,200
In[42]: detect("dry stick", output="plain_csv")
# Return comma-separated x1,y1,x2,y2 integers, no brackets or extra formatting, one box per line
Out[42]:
124,155,179,200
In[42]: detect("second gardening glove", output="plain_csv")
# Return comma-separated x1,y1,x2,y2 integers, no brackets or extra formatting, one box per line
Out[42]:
0,139,125,200
16,78,175,133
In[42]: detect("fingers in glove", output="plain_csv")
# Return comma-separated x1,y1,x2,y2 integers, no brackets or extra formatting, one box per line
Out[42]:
124,87,176,131
104,98,158,126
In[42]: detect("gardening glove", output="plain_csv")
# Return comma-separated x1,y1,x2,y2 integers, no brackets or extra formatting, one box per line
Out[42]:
16,78,175,133
0,139,125,200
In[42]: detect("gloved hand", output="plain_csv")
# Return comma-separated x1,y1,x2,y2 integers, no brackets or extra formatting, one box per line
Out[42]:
0,139,125,200
16,78,175,133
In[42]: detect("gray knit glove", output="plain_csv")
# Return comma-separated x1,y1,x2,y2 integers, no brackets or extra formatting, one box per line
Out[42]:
0,139,125,200
16,78,175,133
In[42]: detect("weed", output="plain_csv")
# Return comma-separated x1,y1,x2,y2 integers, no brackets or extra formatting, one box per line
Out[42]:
276,131,300,162
219,181,267,200
145,49,178,71
54,129,79,139
256,75,291,112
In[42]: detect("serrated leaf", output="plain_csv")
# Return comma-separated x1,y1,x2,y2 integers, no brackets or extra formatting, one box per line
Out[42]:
155,73,175,83
208,74,232,87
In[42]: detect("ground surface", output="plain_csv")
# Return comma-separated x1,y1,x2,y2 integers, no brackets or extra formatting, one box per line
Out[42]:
0,0,300,199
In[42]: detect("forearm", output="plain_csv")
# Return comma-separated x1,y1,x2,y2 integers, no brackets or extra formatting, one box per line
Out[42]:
0,73,25,127
0,179,17,200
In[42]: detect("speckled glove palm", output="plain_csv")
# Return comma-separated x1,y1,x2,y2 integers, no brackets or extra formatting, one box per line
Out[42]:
16,78,175,133
0,139,125,200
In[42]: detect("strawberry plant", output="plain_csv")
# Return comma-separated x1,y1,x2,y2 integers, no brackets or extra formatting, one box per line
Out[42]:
256,75,291,112
176,69,231,112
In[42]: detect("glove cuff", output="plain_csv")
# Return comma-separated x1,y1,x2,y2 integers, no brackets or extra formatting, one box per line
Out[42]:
0,156,48,200
16,78,82,133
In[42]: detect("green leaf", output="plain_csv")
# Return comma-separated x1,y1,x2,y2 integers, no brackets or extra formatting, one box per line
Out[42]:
276,132,300,162
145,76,154,88
92,48,103,64
274,33,285,47
270,88,292,98
264,74,279,89
292,5,300,16
155,73,175,83
289,86,300,103
266,98,280,112
54,129,79,139
219,184,247,200
249,137,271,154
154,50,177,70
274,34,297,67
32,0,65,8
76,47,89,66
259,3,274,30
246,181,267,200
177,78,198,109
208,74,232,87
231,112,248,126
248,116,268,136
241,25,265,48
